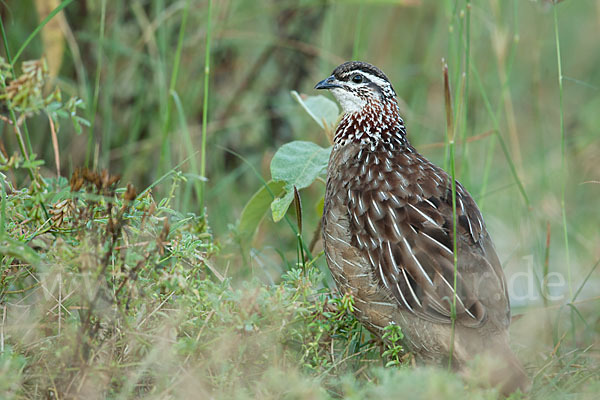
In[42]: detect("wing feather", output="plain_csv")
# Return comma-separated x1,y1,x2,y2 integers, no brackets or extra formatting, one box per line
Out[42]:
345,146,508,327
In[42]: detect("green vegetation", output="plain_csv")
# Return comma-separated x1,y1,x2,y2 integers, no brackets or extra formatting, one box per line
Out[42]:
1,0,599,398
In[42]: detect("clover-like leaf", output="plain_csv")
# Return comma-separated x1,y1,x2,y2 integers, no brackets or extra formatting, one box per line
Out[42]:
291,90,340,132
270,141,331,222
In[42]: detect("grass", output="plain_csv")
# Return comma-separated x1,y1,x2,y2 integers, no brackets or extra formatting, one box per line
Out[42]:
86,0,106,166
1,0,600,398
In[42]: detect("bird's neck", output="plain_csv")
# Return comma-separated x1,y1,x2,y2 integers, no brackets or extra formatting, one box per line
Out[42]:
334,98,409,149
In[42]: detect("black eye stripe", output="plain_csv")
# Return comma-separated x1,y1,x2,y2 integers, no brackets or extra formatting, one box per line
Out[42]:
340,72,371,83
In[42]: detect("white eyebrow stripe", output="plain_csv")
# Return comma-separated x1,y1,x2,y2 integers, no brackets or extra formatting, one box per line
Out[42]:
359,72,390,88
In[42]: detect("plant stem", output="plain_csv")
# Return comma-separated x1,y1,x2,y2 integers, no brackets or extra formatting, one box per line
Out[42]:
553,2,571,298
352,0,365,60
443,61,461,369
86,0,107,167
12,0,74,65
159,0,192,176
459,0,471,180
199,0,213,215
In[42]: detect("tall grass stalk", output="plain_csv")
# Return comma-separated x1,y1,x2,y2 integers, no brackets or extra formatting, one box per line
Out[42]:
442,62,461,369
491,0,522,172
199,0,213,215
352,0,365,60
171,90,202,209
471,64,530,208
0,181,6,238
475,1,520,209
159,0,192,175
458,1,471,179
553,3,572,298
86,0,107,167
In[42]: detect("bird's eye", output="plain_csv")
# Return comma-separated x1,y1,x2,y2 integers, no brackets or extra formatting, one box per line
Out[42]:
352,74,363,83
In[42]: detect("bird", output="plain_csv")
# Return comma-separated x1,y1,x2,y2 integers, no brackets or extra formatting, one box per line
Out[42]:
315,61,529,395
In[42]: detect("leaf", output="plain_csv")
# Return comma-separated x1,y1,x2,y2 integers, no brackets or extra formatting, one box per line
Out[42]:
0,237,42,266
293,186,302,234
270,141,331,222
238,180,285,243
315,195,325,217
290,90,339,132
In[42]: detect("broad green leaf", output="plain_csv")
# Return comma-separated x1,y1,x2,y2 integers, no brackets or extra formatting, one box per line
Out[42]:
270,141,331,222
238,180,285,243
290,90,339,131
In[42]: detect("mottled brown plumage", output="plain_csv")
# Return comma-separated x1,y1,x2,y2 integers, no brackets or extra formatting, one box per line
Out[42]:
315,61,528,395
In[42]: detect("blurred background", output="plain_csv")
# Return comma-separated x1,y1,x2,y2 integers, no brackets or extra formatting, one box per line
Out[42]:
2,0,600,351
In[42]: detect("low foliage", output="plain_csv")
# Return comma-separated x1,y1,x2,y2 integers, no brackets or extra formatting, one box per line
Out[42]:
0,166,416,397
2,1,600,398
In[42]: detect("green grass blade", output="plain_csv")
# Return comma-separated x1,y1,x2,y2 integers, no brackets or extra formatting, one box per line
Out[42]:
12,0,75,65
471,63,530,208
199,0,213,216
553,2,572,297
159,0,192,175
352,0,365,60
86,0,107,167
571,258,600,303
171,89,202,209
0,180,6,239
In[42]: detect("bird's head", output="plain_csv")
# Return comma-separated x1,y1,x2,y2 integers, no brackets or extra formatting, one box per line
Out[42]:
314,61,397,114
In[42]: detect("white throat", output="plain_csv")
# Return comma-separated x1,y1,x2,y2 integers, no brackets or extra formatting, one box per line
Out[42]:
330,87,366,114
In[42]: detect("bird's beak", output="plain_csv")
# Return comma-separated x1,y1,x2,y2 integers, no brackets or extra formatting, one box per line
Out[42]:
314,75,341,90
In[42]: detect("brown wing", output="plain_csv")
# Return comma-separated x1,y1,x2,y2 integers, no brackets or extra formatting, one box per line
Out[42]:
344,145,510,328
